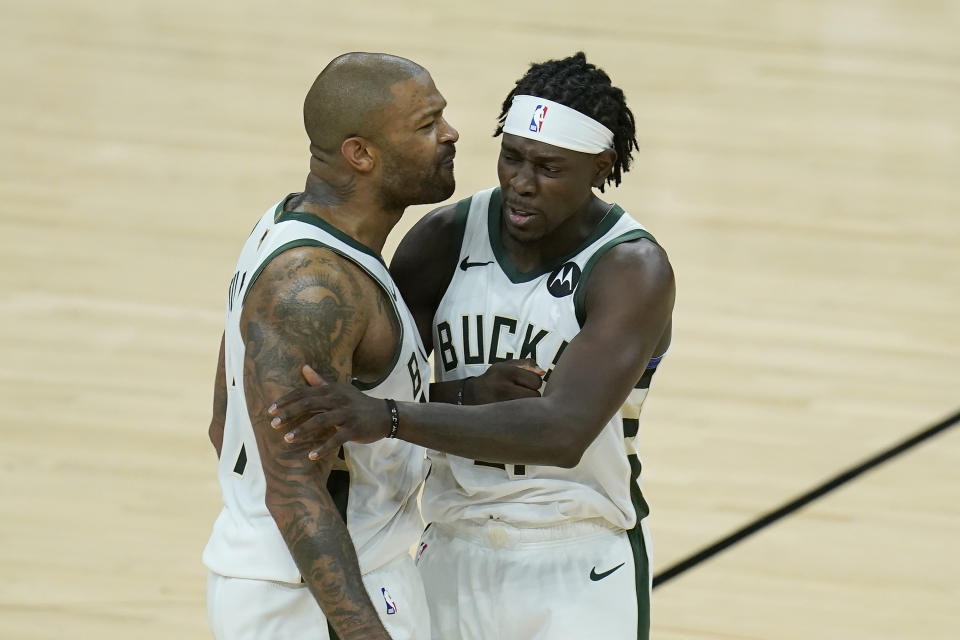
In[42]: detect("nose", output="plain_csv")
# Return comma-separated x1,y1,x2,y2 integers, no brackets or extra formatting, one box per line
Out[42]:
510,162,535,196
440,117,459,144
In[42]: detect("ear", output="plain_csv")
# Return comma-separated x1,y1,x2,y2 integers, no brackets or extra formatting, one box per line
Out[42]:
591,149,617,189
341,137,376,173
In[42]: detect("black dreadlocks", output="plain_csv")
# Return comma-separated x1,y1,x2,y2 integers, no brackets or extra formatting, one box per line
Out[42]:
494,52,638,190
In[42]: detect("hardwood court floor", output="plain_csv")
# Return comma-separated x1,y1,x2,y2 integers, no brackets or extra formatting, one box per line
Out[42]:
1,1,957,638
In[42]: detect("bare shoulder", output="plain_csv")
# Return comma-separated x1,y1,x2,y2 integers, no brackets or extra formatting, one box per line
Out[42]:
241,245,377,383
583,237,676,318
392,203,462,274
398,202,462,248
244,245,376,317
391,202,465,320
596,237,673,284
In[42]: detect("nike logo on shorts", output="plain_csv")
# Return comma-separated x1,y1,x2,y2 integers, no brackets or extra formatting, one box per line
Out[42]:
590,562,626,581
460,256,494,271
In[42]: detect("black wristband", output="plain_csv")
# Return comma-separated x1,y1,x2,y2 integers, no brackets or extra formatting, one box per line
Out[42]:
385,398,399,438
456,377,474,406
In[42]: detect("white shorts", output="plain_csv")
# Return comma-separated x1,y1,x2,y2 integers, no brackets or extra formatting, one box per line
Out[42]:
416,518,652,640
207,552,431,640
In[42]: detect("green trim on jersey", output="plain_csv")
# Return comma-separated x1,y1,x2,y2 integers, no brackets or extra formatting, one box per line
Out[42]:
573,229,658,327
241,239,404,391
273,194,387,267
626,453,651,640
485,187,627,283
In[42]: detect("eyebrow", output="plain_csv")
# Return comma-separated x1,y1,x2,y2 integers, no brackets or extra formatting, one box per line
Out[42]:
501,142,568,164
413,98,447,124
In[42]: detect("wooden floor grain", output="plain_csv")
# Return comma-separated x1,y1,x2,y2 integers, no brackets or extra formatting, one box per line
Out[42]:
2,1,958,638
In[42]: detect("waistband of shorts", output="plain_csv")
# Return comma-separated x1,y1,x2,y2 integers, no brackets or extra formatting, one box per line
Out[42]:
429,518,624,547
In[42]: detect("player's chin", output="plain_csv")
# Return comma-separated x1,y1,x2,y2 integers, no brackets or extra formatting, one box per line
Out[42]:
410,175,455,206
433,167,456,199
504,219,545,244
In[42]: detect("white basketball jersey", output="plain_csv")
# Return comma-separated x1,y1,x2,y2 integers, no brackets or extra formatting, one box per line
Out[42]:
422,187,661,530
204,195,431,583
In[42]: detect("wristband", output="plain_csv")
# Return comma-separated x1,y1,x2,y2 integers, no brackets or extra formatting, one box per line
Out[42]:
385,399,399,438
456,377,474,406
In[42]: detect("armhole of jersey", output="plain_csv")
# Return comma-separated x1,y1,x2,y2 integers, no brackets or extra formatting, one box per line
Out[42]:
240,238,405,391
573,229,658,328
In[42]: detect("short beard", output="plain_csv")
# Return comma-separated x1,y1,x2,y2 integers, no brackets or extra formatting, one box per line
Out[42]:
379,150,455,209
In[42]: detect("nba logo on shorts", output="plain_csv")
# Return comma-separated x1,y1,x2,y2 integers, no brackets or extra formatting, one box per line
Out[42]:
415,541,428,563
529,105,548,132
381,587,398,615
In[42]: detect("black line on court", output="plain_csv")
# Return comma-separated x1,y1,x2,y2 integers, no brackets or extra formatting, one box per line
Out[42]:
652,407,960,589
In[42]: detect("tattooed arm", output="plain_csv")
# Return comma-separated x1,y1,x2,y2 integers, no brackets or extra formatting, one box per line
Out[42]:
208,333,226,458
240,246,390,640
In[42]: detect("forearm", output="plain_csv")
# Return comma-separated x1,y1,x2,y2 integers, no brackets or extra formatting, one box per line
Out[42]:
396,396,585,468
268,486,389,640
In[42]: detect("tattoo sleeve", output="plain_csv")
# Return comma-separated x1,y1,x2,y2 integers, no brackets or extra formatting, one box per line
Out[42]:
240,249,389,640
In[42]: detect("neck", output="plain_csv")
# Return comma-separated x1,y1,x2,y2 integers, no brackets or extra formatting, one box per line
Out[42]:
289,175,403,255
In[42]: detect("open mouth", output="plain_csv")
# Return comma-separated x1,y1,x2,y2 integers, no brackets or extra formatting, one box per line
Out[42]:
505,202,537,228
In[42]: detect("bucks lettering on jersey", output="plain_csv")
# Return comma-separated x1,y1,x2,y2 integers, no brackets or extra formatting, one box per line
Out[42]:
422,187,661,531
204,195,431,583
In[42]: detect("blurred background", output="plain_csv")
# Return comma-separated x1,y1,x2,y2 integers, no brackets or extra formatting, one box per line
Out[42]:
1,1,957,638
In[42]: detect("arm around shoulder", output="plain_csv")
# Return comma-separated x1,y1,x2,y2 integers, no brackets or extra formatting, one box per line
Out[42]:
397,238,674,468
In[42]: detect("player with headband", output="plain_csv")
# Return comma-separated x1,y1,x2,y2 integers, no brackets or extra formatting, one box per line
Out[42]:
271,51,676,640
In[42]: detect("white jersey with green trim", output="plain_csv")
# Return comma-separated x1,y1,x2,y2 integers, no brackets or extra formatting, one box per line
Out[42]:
203,195,431,583
422,186,660,530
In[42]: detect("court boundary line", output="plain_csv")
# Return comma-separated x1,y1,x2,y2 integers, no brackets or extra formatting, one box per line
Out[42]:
652,407,960,588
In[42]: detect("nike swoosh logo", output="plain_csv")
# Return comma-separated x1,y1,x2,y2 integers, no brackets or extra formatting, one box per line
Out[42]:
460,256,494,271
589,562,625,581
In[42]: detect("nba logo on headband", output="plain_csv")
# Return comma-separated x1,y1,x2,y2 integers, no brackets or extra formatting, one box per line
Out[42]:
529,105,548,133
505,95,614,154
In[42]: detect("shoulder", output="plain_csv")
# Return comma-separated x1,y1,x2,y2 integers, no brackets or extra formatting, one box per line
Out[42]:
244,245,378,323
391,201,467,308
394,202,464,261
597,236,673,283
581,236,675,321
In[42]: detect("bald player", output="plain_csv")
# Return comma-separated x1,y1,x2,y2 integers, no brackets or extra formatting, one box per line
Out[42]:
202,53,458,640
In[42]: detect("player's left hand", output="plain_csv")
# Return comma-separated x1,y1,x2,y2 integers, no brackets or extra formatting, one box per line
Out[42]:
268,365,390,460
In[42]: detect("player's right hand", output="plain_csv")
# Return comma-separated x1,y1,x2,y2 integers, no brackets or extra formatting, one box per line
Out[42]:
465,358,545,405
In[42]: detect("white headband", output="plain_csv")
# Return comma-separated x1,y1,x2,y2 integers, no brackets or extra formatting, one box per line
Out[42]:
502,95,614,154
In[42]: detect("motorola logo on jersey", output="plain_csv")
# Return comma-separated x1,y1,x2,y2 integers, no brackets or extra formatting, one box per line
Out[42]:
547,262,581,298
529,104,547,132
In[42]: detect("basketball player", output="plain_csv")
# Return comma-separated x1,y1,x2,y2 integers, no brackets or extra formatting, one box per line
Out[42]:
202,53,460,640
271,52,675,640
